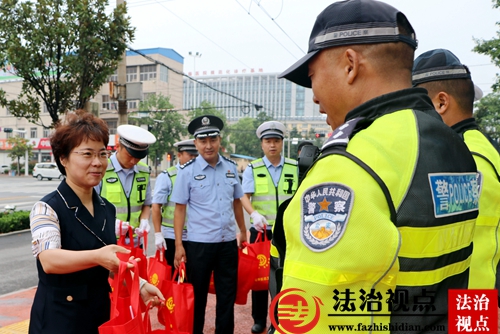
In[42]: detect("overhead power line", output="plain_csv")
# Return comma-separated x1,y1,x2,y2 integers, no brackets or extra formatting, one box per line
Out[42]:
234,0,299,59
127,47,263,112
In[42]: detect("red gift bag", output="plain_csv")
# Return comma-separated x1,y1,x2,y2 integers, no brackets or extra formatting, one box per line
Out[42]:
246,232,271,291
235,245,260,304
148,249,171,288
117,224,148,279
145,301,189,334
208,245,259,305
99,260,145,334
158,262,194,334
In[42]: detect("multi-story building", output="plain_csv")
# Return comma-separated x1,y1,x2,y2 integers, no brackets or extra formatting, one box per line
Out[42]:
0,47,184,168
183,71,329,136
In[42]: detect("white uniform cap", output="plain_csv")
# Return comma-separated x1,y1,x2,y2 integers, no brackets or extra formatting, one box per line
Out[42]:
117,125,156,159
173,139,198,155
256,121,286,139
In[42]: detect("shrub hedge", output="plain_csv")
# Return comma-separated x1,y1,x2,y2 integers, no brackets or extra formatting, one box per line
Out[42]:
0,210,30,233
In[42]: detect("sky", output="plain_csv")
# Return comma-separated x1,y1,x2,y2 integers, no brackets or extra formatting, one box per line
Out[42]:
121,0,499,96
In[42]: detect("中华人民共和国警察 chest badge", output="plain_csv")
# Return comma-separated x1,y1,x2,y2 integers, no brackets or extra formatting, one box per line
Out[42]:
300,183,354,252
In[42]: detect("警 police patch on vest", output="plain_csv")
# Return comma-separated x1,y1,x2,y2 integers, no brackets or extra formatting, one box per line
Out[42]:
428,172,480,218
300,183,354,252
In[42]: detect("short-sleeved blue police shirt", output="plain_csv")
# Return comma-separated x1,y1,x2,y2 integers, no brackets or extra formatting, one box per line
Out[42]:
170,154,243,243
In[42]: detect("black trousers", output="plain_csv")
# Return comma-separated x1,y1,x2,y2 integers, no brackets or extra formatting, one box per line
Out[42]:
250,227,273,326
186,240,238,334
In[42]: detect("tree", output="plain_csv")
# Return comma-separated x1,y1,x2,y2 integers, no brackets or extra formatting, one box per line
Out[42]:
7,136,32,176
228,112,273,158
0,0,135,128
188,101,233,154
133,94,187,175
474,92,500,144
474,0,500,91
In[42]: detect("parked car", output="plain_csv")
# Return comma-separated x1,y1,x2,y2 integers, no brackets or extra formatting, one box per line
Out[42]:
0,164,9,174
32,163,64,181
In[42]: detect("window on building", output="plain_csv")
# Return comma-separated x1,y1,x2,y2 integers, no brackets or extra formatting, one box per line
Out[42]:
127,66,137,82
30,127,37,138
140,65,157,81
107,120,117,135
159,65,168,83
102,95,117,110
143,92,156,102
17,128,25,138
128,101,137,110
43,128,50,138
109,70,118,82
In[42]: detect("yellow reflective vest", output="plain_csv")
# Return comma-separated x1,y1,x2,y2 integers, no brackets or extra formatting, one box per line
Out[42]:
454,119,500,289
279,89,478,333
101,160,150,228
250,157,298,225
161,166,178,228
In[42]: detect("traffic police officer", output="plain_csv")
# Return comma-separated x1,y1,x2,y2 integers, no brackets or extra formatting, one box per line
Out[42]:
171,115,247,334
273,1,479,333
412,48,500,290
240,120,298,334
152,139,198,268
96,124,156,246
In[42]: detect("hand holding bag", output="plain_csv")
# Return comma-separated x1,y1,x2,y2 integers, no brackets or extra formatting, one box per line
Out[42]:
99,260,145,334
246,230,271,291
117,224,148,278
148,249,171,288
157,262,194,334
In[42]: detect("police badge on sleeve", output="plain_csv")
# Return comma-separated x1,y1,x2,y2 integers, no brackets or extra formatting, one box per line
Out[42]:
301,183,354,252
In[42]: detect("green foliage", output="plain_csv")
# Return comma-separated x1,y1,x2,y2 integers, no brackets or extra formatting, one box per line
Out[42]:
0,0,135,127
7,136,33,175
227,112,274,158
188,101,233,154
132,94,188,174
0,210,30,233
474,92,500,143
473,0,500,92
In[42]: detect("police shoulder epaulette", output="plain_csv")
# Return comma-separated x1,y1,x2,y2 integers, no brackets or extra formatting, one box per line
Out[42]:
284,158,298,166
251,159,264,168
167,168,178,177
221,155,237,165
137,164,150,173
180,158,195,169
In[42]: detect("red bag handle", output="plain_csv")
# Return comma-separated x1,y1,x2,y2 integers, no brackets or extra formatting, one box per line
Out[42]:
254,224,269,243
172,261,187,283
110,260,141,319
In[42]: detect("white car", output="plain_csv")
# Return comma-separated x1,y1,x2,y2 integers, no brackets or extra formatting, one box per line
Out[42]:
33,163,64,181
0,164,9,174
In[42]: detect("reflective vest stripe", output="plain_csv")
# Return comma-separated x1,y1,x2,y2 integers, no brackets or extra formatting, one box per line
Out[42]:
251,158,298,226
398,219,475,257
161,166,187,230
284,257,398,287
397,257,470,287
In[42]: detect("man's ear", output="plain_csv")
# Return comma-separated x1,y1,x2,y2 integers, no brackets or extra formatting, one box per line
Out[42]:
432,91,450,116
344,48,359,85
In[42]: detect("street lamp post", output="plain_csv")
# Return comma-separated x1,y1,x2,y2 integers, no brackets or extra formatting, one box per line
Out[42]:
188,51,202,108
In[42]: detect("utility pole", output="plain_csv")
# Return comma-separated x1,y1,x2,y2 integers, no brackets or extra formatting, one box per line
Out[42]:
188,51,202,108
117,0,127,125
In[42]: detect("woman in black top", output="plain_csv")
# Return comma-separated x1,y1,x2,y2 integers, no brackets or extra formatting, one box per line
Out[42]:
29,111,162,334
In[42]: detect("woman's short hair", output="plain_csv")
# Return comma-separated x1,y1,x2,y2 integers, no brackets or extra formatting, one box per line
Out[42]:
50,110,109,175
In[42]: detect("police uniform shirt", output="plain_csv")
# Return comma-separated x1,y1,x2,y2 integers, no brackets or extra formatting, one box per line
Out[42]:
170,154,243,243
242,155,285,193
152,163,186,240
95,153,152,205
